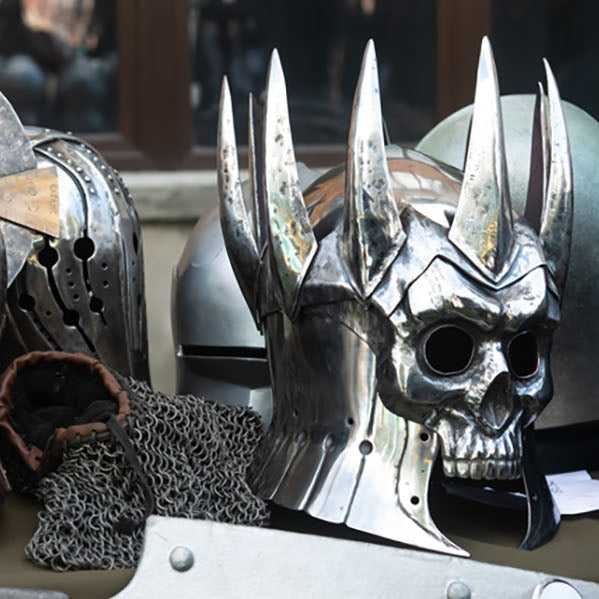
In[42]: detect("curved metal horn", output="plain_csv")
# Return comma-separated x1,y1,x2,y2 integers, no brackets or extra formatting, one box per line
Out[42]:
539,59,573,295
342,40,405,298
524,82,549,234
449,36,513,280
264,49,317,316
217,77,260,320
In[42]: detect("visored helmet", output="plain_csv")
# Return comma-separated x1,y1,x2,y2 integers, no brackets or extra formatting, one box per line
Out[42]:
0,92,149,381
218,38,572,556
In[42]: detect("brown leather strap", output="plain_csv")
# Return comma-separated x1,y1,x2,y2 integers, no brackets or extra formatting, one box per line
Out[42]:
0,351,131,472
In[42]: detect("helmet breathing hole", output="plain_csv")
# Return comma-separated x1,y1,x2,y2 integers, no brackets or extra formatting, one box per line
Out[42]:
18,294,35,311
74,237,95,260
90,297,103,313
424,325,474,375
410,496,420,506
101,262,108,270
63,310,80,326
133,233,139,253
38,246,58,267
103,280,109,288
508,331,538,378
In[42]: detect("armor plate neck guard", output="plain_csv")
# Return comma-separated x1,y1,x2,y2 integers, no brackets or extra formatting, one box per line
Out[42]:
218,38,572,555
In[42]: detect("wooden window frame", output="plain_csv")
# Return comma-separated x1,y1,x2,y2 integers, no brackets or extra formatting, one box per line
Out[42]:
90,0,489,171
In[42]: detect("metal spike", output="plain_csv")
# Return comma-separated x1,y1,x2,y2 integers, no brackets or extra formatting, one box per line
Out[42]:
449,36,513,279
248,93,267,252
524,82,549,233
217,77,260,319
539,59,573,295
264,49,317,315
342,40,405,298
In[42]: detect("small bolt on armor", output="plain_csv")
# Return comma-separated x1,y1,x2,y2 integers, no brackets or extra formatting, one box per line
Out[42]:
0,91,149,380
216,38,572,555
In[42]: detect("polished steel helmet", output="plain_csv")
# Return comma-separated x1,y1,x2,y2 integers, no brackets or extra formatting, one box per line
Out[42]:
217,38,572,556
172,163,320,428
172,206,271,423
0,92,149,380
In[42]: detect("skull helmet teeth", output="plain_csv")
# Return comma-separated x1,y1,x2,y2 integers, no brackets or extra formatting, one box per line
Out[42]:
217,36,572,554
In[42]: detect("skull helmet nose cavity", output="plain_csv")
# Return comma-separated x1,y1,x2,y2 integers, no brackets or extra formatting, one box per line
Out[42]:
480,372,513,430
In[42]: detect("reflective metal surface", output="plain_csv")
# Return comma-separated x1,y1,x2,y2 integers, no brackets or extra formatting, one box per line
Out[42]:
217,38,572,554
417,98,595,430
0,126,149,380
172,206,271,424
172,163,320,425
217,78,260,320
263,50,317,317
342,40,405,298
111,517,598,599
449,38,514,279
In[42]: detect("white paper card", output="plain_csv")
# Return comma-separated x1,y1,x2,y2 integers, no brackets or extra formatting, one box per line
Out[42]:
546,470,599,515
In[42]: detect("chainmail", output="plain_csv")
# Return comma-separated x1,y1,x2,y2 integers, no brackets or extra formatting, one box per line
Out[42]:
25,376,269,571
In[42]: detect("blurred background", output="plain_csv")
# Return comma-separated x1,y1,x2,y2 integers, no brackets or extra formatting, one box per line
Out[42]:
0,0,597,391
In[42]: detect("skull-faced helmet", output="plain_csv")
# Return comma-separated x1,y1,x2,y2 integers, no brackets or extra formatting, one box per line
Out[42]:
218,39,572,555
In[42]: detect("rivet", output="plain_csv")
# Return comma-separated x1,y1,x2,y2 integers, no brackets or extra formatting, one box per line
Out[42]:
534,580,582,599
75,166,83,173
89,188,96,194
84,176,91,182
446,580,471,599
46,147,53,152
359,440,373,455
169,546,194,572
56,152,63,158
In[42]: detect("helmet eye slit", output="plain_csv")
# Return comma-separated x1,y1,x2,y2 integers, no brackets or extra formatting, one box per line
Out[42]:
507,330,539,378
423,325,474,376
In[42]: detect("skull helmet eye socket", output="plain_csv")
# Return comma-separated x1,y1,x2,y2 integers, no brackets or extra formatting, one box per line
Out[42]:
423,325,474,376
507,330,539,378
